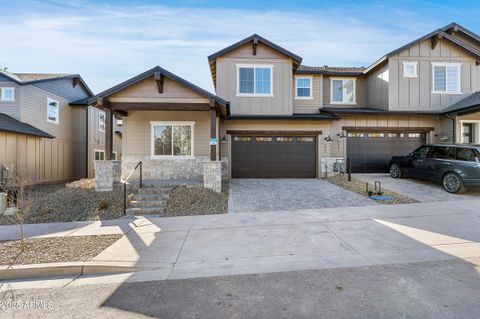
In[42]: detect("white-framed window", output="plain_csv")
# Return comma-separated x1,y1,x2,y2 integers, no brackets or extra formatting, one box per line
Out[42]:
402,61,418,78
295,77,313,99
236,64,273,96
0,87,15,101
47,98,59,124
432,62,461,94
151,121,194,158
330,78,356,104
460,121,480,144
94,149,105,161
99,111,106,132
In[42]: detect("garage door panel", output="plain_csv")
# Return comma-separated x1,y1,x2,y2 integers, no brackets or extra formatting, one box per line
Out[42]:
232,136,316,178
347,132,425,173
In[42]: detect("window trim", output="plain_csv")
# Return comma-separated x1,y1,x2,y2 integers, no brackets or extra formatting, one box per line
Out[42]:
150,121,195,159
294,76,313,99
46,97,60,124
111,151,118,160
431,62,462,94
99,111,106,132
330,77,357,105
236,64,274,97
402,61,418,78
94,149,105,161
0,87,15,101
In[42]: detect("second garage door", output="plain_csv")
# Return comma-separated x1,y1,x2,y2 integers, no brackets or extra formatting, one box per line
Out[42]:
347,131,426,173
232,135,317,178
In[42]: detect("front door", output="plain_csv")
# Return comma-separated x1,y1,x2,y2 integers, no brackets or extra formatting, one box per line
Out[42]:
462,123,475,144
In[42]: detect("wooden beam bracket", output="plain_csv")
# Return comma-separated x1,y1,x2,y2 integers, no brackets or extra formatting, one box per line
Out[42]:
72,77,80,88
431,34,442,50
252,37,258,56
154,71,164,93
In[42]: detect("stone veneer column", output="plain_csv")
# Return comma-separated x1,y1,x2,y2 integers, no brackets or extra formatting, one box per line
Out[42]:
94,161,122,191
203,161,222,193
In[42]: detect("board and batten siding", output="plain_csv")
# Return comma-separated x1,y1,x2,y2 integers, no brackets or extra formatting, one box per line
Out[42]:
123,110,210,157
365,62,389,109
292,75,322,114
389,38,478,111
215,42,293,116
322,75,366,108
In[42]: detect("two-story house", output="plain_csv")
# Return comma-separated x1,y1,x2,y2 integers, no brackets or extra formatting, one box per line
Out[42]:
80,22,480,189
0,69,122,184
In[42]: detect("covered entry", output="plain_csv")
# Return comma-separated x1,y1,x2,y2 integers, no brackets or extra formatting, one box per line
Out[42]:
230,132,318,178
347,130,427,173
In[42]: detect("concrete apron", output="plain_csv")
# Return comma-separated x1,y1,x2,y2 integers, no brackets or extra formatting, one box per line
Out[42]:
3,199,480,282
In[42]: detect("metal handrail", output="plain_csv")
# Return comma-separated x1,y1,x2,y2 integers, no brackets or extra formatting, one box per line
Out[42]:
122,161,142,215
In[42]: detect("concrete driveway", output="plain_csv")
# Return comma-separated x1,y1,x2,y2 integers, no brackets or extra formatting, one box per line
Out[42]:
228,179,374,213
355,173,480,202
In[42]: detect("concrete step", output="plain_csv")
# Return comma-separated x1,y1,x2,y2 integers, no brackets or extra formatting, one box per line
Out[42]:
137,187,175,195
126,207,165,216
135,193,170,201
130,200,167,208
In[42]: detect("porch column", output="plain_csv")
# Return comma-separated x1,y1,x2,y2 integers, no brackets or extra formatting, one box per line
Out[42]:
210,104,217,161
105,106,113,160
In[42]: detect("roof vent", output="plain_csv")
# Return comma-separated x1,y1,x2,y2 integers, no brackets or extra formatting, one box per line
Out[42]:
3,67,7,71
323,65,328,68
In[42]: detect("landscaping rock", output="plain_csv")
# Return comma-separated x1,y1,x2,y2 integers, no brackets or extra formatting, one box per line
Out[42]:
164,184,228,216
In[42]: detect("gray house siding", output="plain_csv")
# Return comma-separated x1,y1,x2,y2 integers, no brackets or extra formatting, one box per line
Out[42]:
33,78,91,102
388,38,478,111
365,62,389,109
322,75,365,108
0,82,21,120
292,74,322,114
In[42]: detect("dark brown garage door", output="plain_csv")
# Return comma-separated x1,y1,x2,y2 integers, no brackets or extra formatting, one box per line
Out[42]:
347,132,426,173
232,135,317,178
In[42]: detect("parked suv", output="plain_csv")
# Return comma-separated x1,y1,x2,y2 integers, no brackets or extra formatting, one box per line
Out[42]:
389,144,480,193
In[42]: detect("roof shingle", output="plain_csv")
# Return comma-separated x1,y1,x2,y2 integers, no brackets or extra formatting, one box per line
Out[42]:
0,113,54,138
296,65,365,75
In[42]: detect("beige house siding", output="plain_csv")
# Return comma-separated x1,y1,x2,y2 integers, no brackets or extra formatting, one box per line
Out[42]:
215,42,293,116
365,62,389,109
389,38,478,111
292,75,322,114
322,75,365,108
87,107,122,178
0,82,21,120
123,110,210,157
456,112,480,143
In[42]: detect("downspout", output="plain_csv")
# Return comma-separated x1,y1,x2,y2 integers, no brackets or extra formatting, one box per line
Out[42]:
85,105,89,178
444,113,456,143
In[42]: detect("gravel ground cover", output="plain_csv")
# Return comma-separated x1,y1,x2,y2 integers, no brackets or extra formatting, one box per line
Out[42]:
326,175,419,205
0,181,124,225
0,234,123,266
164,184,228,216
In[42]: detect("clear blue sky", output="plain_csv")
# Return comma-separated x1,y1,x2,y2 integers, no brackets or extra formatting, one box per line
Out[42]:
1,0,478,93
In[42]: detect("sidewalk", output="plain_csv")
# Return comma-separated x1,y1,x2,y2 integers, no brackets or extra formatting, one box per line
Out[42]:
2,199,480,282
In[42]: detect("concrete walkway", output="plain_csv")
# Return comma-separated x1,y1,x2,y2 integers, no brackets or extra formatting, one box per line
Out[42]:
228,179,374,213
355,173,480,202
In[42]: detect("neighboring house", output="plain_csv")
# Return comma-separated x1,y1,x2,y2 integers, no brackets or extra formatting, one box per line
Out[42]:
0,69,121,184
76,22,480,185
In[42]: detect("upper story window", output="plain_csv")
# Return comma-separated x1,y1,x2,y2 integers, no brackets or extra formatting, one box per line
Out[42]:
99,111,106,132
331,78,356,104
402,61,418,78
295,77,312,99
432,62,461,94
0,87,15,101
47,98,59,124
237,65,272,96
151,121,194,158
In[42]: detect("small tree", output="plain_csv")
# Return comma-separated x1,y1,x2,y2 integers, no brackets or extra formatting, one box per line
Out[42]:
4,173,36,251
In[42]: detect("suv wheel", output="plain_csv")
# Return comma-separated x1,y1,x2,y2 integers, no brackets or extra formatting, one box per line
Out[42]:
442,172,466,194
389,164,402,178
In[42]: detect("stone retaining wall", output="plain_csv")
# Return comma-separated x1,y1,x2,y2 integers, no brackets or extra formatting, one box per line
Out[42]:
94,161,122,191
203,161,222,193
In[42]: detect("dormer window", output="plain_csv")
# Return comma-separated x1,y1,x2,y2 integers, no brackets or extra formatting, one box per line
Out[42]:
0,87,15,101
237,65,273,96
402,61,418,78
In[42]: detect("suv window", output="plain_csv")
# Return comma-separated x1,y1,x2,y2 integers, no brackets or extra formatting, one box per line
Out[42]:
455,147,479,162
430,146,455,159
411,146,432,158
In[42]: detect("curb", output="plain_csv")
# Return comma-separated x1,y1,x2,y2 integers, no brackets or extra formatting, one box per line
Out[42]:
0,261,157,280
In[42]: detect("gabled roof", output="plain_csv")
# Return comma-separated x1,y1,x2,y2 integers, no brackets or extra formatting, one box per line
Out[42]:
296,65,365,76
442,92,480,114
208,34,302,88
208,34,302,65
72,65,229,110
0,113,53,138
0,69,93,96
442,22,480,44
364,23,480,74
